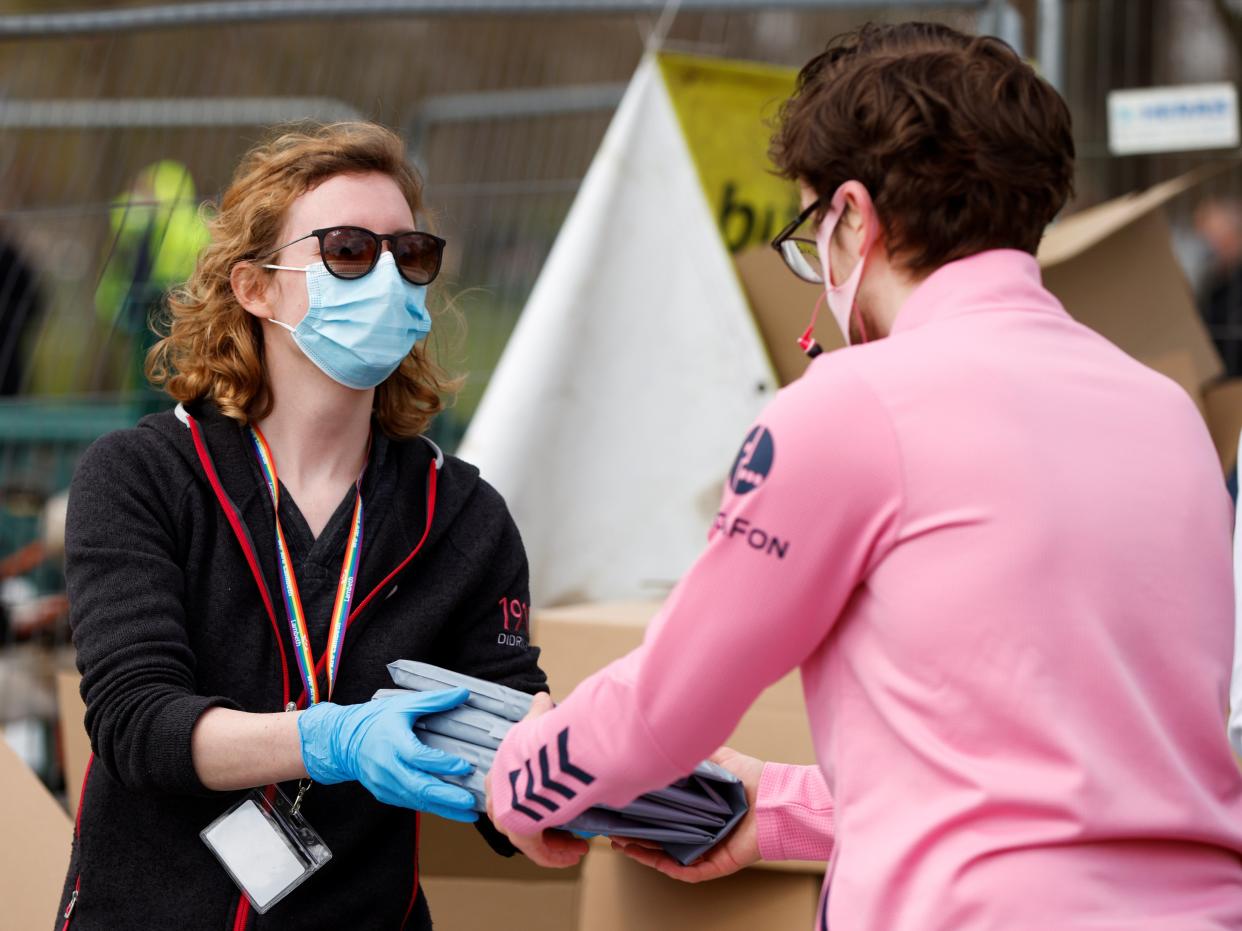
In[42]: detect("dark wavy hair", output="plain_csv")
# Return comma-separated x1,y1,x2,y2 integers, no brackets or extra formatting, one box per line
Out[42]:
771,22,1075,274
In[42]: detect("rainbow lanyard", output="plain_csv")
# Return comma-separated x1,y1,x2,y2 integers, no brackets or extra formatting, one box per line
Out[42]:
249,425,366,706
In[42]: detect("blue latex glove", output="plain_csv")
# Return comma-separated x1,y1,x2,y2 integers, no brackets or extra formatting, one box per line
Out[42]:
298,688,478,822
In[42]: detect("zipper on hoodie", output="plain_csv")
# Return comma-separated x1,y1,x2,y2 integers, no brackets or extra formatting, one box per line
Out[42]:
60,876,80,928
62,755,94,928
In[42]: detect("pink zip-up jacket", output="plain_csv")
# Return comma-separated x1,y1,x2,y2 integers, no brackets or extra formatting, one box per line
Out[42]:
489,250,1242,930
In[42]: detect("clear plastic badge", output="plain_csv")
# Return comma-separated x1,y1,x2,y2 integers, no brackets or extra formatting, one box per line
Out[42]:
201,786,332,914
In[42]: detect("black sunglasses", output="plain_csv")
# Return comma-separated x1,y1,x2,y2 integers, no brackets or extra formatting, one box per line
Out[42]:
770,198,825,285
259,225,446,286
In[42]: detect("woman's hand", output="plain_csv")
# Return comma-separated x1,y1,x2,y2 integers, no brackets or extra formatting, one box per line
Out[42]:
484,691,591,868
298,688,479,821
610,746,764,883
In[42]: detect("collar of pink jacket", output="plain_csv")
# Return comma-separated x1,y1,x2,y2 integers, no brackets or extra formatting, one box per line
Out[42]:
890,248,1067,337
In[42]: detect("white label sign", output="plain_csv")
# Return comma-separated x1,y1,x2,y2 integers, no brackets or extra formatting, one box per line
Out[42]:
1108,83,1239,155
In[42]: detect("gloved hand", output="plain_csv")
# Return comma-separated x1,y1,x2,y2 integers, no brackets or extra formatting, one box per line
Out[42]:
298,688,478,822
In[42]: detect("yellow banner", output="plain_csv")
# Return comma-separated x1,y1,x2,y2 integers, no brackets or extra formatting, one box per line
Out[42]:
658,52,801,254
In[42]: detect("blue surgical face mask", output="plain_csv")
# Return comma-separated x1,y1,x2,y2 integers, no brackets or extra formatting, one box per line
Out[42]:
263,251,432,390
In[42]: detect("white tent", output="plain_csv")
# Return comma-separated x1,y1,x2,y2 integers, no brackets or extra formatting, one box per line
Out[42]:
459,55,780,606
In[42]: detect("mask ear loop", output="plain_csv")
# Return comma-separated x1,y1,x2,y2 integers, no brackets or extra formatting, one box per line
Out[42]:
853,297,870,345
798,291,828,359
849,194,880,345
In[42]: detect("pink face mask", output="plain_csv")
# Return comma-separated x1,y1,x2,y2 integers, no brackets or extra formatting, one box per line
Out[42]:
814,184,875,346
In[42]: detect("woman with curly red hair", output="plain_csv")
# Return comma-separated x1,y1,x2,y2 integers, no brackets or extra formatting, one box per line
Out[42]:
58,122,545,930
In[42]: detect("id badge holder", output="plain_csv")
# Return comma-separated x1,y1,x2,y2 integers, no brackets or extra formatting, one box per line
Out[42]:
201,786,332,914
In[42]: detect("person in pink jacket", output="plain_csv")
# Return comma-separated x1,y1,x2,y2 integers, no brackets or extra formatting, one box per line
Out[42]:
485,22,1242,930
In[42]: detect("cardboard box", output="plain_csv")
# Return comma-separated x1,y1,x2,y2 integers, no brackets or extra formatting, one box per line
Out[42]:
532,601,816,768
55,668,90,816
1205,378,1242,473
423,817,825,931
0,736,73,930
532,600,825,880
1038,170,1225,392
1038,177,1242,475
1141,350,1207,417
419,813,580,882
577,841,821,931
420,874,579,931
424,598,829,929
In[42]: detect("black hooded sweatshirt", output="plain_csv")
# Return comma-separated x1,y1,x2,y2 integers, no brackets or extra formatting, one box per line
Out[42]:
55,400,546,930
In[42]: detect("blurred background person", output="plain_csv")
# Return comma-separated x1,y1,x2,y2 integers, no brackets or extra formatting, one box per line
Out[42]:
1195,195,1242,376
0,228,42,396
94,160,209,391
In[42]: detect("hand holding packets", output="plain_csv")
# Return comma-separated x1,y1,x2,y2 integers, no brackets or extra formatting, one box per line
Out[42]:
609,747,764,883
378,660,750,866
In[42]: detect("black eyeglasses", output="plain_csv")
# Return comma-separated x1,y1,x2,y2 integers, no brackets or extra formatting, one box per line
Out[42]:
770,199,825,284
259,226,446,286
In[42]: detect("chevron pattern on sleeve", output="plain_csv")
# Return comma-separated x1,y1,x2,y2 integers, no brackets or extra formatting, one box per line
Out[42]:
507,727,597,823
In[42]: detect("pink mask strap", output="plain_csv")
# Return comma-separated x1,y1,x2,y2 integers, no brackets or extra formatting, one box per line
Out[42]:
798,292,828,359
830,190,874,346
854,292,869,344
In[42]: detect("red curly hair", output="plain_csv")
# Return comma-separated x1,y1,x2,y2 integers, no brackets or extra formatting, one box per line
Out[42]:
147,121,457,437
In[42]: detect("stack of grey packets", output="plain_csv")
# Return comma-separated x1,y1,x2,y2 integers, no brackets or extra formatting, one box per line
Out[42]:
375,660,749,866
